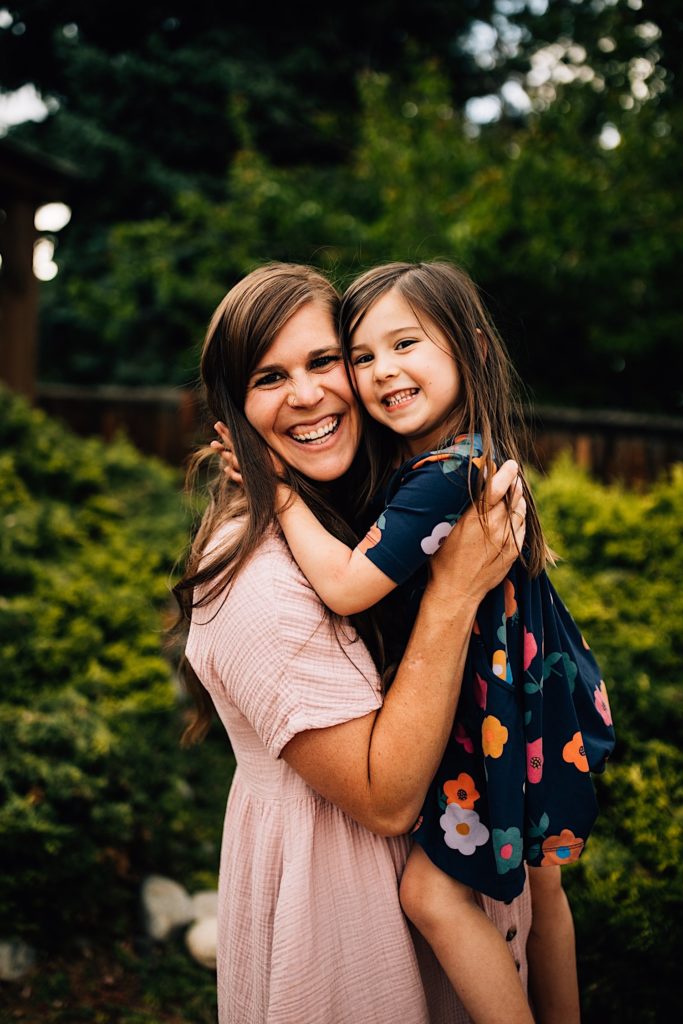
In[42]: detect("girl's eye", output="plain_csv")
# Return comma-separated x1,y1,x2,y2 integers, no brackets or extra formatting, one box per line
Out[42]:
352,353,373,366
396,338,418,351
310,354,341,370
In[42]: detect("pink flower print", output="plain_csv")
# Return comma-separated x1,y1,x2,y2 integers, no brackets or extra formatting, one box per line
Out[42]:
594,680,613,726
523,628,538,671
526,738,544,783
454,721,474,754
474,673,488,710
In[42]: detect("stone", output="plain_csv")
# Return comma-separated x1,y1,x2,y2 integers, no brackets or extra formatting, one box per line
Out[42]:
141,875,194,941
190,890,218,921
185,916,217,970
0,938,36,981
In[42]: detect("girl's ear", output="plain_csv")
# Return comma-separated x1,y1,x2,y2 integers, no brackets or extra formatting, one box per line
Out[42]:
476,327,488,361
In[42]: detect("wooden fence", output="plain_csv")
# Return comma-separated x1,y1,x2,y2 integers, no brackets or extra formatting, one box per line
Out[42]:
36,383,683,485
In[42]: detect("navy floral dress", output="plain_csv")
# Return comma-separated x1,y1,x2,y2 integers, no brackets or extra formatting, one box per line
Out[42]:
360,433,616,901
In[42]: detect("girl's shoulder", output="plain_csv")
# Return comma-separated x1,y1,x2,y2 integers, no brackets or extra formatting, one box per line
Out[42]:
390,432,484,492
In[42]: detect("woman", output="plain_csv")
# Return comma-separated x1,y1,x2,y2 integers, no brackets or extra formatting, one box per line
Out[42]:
176,263,531,1023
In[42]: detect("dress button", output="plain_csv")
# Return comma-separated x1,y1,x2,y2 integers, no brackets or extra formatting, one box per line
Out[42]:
506,927,517,942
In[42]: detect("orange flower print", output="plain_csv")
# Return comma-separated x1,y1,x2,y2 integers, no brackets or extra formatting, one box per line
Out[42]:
504,578,517,618
594,681,613,727
444,773,480,810
492,649,512,683
357,523,382,554
482,715,508,758
541,829,585,866
563,731,589,772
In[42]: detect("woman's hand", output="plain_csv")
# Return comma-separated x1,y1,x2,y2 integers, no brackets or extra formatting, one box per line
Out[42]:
428,459,526,607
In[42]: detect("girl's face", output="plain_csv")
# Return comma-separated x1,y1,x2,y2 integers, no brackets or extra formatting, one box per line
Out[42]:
244,301,362,482
349,287,461,454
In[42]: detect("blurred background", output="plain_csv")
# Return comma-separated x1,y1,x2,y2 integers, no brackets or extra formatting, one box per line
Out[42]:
1,2,681,1022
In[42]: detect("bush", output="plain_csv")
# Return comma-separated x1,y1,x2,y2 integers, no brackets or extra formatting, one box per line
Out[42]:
0,387,229,945
534,456,683,1022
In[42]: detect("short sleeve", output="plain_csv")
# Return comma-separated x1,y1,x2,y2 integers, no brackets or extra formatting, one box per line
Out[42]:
362,447,482,585
186,532,382,758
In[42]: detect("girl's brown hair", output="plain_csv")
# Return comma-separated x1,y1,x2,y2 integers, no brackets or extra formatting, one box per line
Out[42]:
174,263,382,744
339,261,552,577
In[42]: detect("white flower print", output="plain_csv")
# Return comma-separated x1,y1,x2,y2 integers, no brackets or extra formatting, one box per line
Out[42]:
421,521,454,555
440,804,490,855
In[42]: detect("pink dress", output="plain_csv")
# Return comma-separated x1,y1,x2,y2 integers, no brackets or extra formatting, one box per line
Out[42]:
186,528,531,1024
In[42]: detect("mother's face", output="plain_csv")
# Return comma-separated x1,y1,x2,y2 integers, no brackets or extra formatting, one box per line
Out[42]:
243,301,362,482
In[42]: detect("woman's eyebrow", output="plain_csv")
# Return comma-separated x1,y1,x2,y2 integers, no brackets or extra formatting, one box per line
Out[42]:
250,346,341,375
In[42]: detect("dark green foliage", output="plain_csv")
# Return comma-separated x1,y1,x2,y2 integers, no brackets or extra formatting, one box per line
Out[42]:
0,387,231,945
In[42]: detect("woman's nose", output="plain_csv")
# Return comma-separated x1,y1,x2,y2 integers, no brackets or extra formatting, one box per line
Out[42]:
286,376,325,407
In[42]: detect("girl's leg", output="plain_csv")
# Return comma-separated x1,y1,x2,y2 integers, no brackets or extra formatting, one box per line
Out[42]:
400,844,534,1024
526,865,581,1024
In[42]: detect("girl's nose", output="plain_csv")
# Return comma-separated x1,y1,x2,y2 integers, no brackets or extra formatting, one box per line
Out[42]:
373,356,398,383
286,376,325,407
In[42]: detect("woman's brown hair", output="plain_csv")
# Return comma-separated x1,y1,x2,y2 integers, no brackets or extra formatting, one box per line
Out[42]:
339,261,553,577
174,263,382,743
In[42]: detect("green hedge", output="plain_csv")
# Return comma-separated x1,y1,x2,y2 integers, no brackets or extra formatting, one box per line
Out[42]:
0,387,228,944
534,457,683,1023
1,386,680,1021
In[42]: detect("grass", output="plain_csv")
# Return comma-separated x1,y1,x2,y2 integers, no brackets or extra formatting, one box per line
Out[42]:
0,938,218,1024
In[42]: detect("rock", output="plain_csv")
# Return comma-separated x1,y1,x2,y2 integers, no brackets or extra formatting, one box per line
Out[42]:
190,890,218,921
185,916,217,970
0,938,36,981
141,875,194,941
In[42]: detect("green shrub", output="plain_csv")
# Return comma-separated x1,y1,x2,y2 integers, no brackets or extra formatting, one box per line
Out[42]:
0,387,229,945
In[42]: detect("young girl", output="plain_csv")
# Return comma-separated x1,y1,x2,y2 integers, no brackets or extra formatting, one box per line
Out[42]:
223,261,615,1023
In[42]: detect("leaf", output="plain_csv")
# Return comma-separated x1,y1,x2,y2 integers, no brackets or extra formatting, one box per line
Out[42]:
524,682,540,694
524,711,532,726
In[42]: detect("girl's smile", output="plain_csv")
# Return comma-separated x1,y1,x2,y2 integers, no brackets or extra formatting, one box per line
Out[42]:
244,301,361,481
350,287,461,454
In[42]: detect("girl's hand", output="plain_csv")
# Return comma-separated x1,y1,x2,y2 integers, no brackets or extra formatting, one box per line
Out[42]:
210,421,243,485
428,460,526,606
210,420,287,483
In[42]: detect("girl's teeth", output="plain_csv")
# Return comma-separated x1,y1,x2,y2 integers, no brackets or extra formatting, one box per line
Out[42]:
385,389,418,407
291,417,339,443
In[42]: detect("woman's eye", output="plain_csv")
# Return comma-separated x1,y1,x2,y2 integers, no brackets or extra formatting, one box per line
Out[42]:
352,353,373,366
396,338,418,351
310,354,341,370
253,371,283,387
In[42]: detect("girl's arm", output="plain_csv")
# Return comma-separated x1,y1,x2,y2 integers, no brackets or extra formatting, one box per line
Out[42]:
282,461,526,836
276,484,396,616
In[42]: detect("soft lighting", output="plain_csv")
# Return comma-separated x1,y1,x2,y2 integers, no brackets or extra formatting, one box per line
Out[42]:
35,202,71,232
33,238,58,281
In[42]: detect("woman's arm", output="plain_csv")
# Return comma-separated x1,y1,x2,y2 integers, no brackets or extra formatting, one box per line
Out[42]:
282,460,525,836
276,484,396,616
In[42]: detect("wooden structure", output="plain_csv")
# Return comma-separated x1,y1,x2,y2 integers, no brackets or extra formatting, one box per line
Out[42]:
35,383,683,483
0,138,78,400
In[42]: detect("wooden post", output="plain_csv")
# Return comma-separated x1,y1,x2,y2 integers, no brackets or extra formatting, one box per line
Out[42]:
0,196,39,400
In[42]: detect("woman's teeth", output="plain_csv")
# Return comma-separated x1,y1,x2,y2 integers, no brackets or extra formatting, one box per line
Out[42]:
290,416,340,444
384,389,418,408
